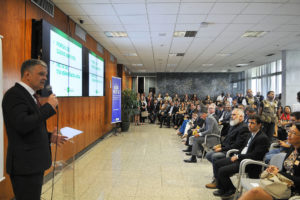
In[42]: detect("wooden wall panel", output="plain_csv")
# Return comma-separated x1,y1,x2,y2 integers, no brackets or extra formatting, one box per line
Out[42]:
0,0,117,199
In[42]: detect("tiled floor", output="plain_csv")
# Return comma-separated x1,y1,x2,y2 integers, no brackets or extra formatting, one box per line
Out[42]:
41,123,220,200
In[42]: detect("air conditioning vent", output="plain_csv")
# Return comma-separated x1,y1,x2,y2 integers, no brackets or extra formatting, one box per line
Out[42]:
176,53,185,57
185,31,197,37
31,0,54,17
266,53,275,57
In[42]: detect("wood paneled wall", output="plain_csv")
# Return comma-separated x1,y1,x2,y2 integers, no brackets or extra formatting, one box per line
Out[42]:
0,0,125,199
118,64,132,91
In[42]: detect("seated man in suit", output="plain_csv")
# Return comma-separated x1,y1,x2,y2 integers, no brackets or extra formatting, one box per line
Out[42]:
149,99,160,123
182,112,205,152
161,101,177,128
184,107,220,163
219,103,232,137
212,114,270,198
205,108,250,189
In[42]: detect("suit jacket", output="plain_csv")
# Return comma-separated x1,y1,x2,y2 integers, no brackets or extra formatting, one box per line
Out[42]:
2,83,56,175
199,114,220,137
221,122,250,152
220,110,232,124
237,130,270,178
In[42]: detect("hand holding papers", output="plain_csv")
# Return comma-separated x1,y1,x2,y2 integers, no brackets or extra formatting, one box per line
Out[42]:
60,127,83,139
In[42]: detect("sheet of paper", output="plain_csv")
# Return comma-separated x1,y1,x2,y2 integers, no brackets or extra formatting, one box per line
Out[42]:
250,183,260,187
60,127,83,139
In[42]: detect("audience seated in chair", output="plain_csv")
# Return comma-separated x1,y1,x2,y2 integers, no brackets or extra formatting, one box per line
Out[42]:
184,105,220,163
238,123,300,200
212,115,270,198
205,108,250,189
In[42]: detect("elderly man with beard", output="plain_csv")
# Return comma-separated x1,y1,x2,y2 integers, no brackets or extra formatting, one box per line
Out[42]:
205,108,250,189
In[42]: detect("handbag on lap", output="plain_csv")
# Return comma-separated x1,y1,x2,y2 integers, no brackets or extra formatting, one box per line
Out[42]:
259,170,294,199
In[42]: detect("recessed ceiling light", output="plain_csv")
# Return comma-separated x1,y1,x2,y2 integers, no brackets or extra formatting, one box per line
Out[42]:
104,31,128,38
122,53,137,56
167,64,177,67
174,31,197,37
132,64,143,67
236,63,249,66
216,53,232,57
202,64,213,67
242,31,268,38
173,31,186,37
169,53,177,57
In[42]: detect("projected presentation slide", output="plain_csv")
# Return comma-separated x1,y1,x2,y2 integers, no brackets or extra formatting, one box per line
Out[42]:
50,30,69,66
68,67,82,96
88,52,104,96
49,27,82,97
50,61,69,96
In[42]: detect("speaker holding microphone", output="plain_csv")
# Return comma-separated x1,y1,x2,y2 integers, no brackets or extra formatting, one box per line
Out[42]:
37,85,53,97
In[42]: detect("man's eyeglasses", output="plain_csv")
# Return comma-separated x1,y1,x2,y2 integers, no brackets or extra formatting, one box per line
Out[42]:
247,122,257,125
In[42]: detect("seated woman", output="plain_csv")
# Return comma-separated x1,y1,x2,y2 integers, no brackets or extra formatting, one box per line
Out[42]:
277,106,292,140
238,123,300,200
174,102,186,129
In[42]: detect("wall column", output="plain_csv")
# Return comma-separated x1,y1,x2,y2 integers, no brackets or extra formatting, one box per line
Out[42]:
282,50,300,107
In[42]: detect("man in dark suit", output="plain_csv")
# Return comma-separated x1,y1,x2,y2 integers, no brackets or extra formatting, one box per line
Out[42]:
212,114,270,198
2,59,67,200
149,99,159,123
218,103,232,137
205,108,250,189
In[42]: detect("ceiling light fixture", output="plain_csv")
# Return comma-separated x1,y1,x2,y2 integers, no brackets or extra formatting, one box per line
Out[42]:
236,63,249,66
242,31,268,38
173,31,186,37
122,53,137,56
167,64,177,67
132,64,143,67
104,31,128,38
173,31,197,37
168,53,177,57
216,53,232,57
202,64,213,67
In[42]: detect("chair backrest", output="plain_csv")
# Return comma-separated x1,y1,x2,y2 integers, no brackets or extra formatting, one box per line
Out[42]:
269,152,287,171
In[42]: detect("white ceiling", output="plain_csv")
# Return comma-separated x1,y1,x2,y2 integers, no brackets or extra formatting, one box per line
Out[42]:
52,0,300,73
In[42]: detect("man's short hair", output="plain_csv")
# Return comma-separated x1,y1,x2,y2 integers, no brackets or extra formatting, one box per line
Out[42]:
267,91,274,95
21,59,47,78
248,114,262,124
233,108,244,118
291,112,300,120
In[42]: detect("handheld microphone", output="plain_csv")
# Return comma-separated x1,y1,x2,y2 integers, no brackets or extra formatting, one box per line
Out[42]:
45,85,53,96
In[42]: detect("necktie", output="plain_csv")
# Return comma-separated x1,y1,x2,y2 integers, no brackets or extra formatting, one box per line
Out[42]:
33,93,41,108
247,135,254,146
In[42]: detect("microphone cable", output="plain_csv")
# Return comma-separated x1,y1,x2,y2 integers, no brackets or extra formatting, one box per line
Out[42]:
51,105,59,200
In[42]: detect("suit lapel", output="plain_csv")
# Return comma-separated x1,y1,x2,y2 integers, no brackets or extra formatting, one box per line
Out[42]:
248,130,261,148
15,83,40,112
